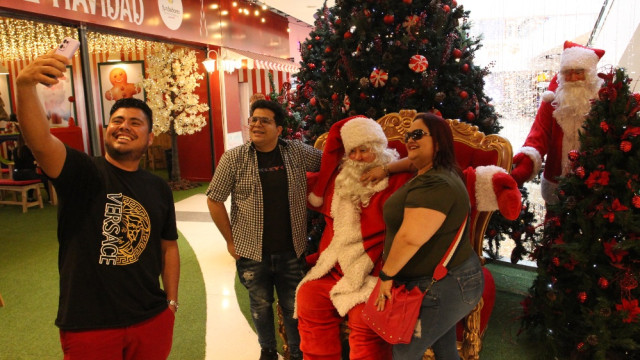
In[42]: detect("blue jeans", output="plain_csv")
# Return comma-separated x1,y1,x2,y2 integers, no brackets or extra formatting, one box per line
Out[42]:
236,252,306,357
392,255,483,360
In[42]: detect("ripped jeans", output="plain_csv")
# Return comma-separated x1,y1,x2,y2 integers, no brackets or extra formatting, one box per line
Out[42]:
236,252,306,358
392,255,483,360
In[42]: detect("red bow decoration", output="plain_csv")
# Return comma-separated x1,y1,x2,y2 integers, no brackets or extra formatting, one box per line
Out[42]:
602,199,629,223
603,239,629,264
615,298,640,323
585,170,610,188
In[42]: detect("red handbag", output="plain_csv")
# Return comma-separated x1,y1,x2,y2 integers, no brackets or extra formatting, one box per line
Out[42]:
361,214,468,344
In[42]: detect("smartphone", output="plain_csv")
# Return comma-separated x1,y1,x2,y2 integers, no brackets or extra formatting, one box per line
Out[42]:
44,37,80,86
54,37,80,59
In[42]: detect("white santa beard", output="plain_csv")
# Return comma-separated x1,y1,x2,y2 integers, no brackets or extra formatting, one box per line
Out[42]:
334,158,384,208
552,81,598,175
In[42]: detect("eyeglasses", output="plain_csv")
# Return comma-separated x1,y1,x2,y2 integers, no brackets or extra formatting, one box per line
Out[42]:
248,116,275,126
404,129,430,143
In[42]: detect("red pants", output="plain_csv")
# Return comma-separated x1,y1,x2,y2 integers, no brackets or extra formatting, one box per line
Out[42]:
59,307,175,360
297,275,391,360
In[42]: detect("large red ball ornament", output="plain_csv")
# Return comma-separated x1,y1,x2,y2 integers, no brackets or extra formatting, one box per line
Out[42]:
383,14,395,25
620,141,632,152
315,36,320,41
452,48,462,58
325,47,332,53
462,63,470,72
308,63,316,69
315,114,324,123
459,90,468,99
331,93,339,101
335,18,342,25
443,5,450,12
465,111,475,121
633,195,640,208
568,149,579,162
597,277,609,289
575,166,586,178
310,97,317,106
452,0,457,7
344,31,352,39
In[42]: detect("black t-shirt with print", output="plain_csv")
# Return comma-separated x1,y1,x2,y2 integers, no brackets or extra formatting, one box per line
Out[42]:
257,146,293,256
52,147,178,330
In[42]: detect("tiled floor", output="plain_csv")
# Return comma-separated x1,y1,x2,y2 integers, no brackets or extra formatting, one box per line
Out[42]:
175,194,266,360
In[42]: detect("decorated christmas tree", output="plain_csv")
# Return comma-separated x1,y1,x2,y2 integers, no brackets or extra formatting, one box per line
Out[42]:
521,67,640,359
292,0,501,141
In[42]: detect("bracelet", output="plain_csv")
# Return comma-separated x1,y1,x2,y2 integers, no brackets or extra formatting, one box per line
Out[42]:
167,299,179,312
381,164,389,176
379,270,394,281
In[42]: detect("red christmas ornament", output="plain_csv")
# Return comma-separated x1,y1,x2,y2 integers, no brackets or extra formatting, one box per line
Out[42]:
308,63,316,70
307,44,312,50
325,47,332,53
408,54,428,73
383,14,395,25
315,114,324,123
633,195,640,208
462,63,470,72
359,92,367,100
331,93,339,101
315,36,320,40
620,140,632,152
402,0,412,4
465,112,475,121
310,97,317,106
578,291,587,303
552,257,560,266
459,90,469,99
427,108,442,117
600,121,610,132
452,48,462,59
335,18,341,25
369,69,388,88
576,342,585,352
344,31,352,39
363,9,371,17
443,4,450,12
68,96,75,102
452,0,457,7
568,149,579,162
598,277,610,289
575,166,586,178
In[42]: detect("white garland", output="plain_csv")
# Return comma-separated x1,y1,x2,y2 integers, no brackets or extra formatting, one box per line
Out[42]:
142,43,209,136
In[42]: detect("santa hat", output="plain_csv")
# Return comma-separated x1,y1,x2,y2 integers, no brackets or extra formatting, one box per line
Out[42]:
307,116,387,207
560,41,605,71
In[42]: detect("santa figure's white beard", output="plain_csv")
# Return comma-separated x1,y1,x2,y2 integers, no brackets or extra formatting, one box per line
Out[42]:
552,80,598,121
334,158,384,209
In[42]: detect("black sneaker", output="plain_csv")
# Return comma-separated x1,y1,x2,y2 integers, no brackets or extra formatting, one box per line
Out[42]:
259,348,278,360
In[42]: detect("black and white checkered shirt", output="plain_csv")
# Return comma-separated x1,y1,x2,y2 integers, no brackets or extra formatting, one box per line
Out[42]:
206,139,322,261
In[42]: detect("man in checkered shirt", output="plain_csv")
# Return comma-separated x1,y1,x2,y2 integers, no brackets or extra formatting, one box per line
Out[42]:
206,99,321,360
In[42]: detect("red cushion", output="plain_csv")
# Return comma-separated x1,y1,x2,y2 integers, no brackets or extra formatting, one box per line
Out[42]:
456,267,496,340
0,179,42,186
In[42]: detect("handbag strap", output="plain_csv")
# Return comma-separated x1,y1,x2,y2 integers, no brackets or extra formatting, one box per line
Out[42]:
424,213,469,293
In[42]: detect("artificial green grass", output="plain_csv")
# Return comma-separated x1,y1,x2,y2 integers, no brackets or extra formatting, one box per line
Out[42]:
0,184,207,360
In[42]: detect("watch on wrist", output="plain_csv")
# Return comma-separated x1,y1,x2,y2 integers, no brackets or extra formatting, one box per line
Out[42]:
167,299,179,312
379,270,394,281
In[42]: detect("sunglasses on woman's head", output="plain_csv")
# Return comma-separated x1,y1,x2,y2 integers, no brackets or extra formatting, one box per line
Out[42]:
404,129,430,143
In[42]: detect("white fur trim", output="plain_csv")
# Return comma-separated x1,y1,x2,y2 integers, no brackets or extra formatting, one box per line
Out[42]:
294,178,388,318
561,47,600,71
518,146,543,182
542,91,555,103
308,192,323,207
475,165,503,212
541,177,559,205
340,117,387,154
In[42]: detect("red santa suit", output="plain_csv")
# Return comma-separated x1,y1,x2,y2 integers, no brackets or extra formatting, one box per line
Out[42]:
512,41,604,205
295,116,411,360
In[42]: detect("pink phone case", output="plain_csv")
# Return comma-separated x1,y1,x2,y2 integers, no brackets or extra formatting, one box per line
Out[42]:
54,37,80,59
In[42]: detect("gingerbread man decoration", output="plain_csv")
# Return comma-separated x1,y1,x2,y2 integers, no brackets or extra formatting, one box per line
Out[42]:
104,67,141,101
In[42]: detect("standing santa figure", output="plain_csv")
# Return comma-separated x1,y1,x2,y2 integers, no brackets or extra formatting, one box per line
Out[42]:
511,41,605,207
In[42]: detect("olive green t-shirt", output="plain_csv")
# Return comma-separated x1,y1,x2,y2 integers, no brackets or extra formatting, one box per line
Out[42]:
382,168,472,278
